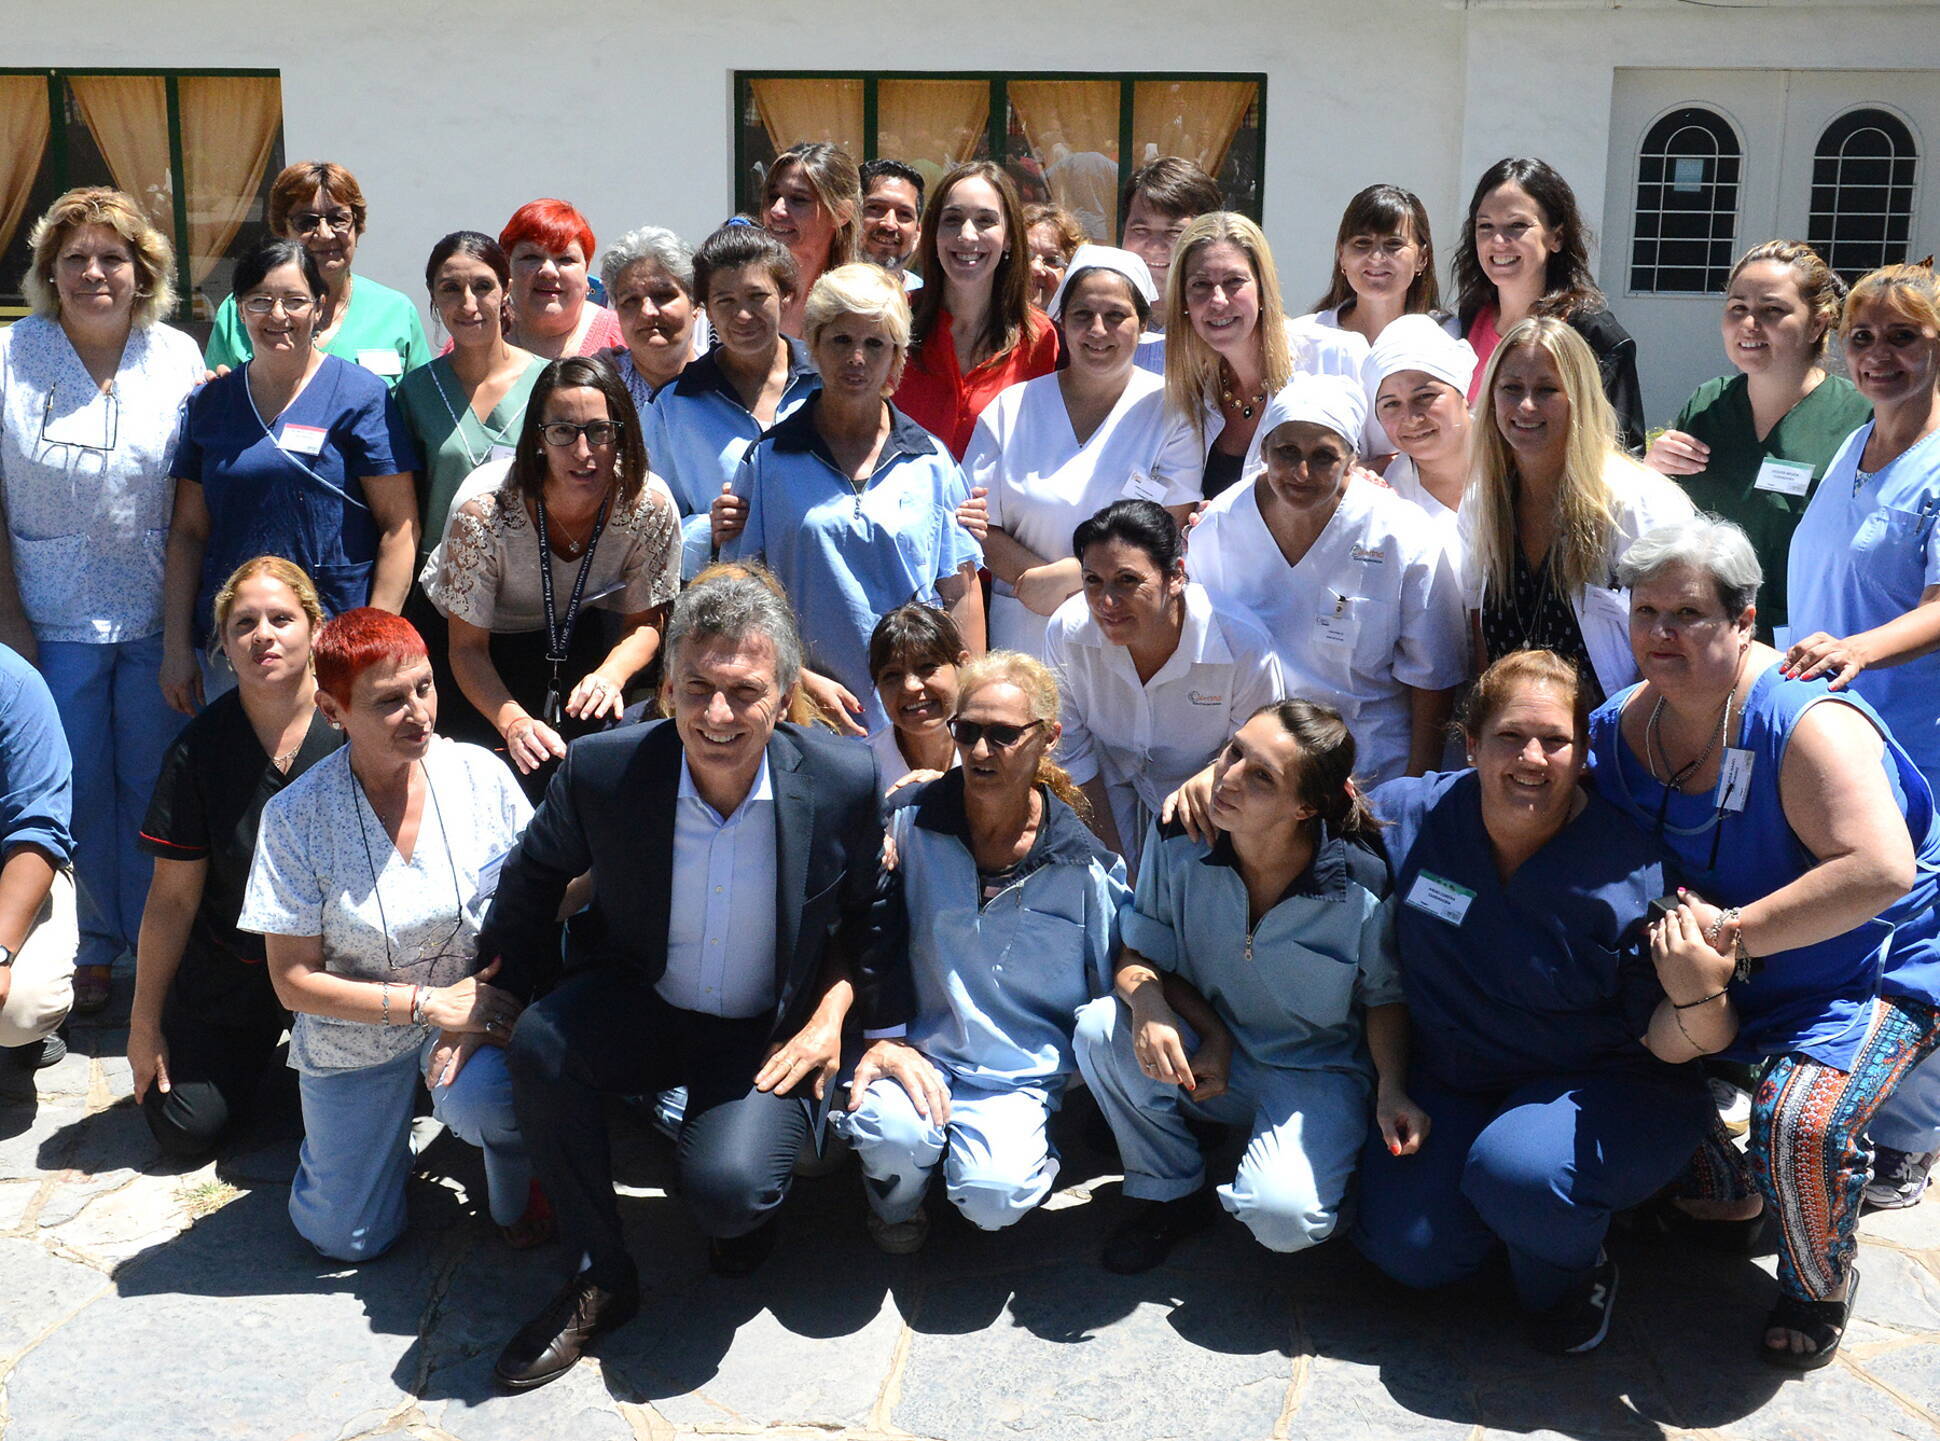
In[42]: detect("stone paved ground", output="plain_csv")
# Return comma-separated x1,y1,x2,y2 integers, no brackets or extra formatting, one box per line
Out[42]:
3,977,1938,1441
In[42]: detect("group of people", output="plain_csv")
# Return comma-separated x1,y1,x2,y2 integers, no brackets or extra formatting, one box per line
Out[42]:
0,139,1934,1397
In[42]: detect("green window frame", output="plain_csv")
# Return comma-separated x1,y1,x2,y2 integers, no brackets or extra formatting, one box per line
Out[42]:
0,67,284,323
733,71,1268,238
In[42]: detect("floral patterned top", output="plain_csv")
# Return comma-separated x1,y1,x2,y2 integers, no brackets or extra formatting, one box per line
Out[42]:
418,460,680,633
237,738,531,1074
0,315,206,642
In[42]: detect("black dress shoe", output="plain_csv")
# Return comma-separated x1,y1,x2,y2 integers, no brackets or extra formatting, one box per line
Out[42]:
708,1218,778,1277
1100,1189,1219,1275
494,1273,639,1391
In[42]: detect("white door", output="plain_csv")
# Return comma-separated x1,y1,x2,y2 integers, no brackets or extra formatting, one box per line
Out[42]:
1604,69,1939,428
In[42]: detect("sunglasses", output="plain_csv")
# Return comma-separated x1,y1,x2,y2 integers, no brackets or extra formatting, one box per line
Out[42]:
949,717,1045,750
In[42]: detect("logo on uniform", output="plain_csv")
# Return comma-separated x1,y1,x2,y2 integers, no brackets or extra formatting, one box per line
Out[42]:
1186,690,1224,706
1350,544,1387,564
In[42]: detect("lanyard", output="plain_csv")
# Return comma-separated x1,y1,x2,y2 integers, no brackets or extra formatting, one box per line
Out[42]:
533,496,611,725
429,362,528,471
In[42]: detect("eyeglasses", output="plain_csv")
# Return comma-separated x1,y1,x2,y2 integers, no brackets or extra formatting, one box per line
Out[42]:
291,210,356,235
949,717,1045,750
39,385,118,454
539,420,622,448
241,294,317,317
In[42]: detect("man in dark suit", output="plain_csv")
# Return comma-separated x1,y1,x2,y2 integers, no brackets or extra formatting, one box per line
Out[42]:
487,574,904,1391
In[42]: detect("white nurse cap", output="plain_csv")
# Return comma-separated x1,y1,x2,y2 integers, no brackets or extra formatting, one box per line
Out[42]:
1047,244,1159,319
1365,313,1477,398
1257,371,1369,453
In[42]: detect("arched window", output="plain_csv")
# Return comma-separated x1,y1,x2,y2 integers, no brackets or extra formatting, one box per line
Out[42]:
1630,106,1741,294
1809,108,1920,281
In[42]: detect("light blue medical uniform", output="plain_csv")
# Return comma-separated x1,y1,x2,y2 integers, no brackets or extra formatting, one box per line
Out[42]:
640,340,819,579
835,774,1127,1231
1075,819,1402,1253
722,398,981,733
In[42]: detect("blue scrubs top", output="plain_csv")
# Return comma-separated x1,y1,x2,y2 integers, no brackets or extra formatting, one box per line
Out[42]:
173,355,418,643
640,339,820,579
0,644,73,866
889,772,1128,1087
1370,770,1682,1094
1788,421,1940,790
1589,664,1940,1070
1121,818,1404,1078
723,398,982,733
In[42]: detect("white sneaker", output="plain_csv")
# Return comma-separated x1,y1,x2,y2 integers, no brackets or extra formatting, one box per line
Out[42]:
1709,1077,1751,1137
1863,1147,1936,1210
867,1209,930,1254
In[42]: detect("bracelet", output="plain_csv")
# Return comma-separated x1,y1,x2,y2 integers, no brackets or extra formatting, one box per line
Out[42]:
380,980,392,1027
411,985,428,1028
1673,985,1729,1010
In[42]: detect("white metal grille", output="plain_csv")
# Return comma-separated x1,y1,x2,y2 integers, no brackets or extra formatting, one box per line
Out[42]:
1809,108,1920,281
1631,107,1742,294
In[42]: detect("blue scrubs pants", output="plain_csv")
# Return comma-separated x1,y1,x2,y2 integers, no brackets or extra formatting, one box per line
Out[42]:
1351,1068,1710,1310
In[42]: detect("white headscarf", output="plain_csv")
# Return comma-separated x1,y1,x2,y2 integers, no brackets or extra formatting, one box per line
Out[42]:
1256,371,1369,454
1047,244,1159,319
1365,313,1477,399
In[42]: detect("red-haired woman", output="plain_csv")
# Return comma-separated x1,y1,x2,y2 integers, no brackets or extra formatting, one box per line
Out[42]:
501,199,624,360
238,608,545,1260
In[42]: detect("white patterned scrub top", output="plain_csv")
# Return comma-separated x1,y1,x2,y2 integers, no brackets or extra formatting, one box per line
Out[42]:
238,737,532,1074
0,314,206,642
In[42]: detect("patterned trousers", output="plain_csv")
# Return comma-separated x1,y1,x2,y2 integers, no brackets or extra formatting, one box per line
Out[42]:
1684,994,1940,1300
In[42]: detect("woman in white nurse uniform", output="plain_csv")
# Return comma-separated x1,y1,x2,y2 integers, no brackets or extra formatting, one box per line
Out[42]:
967,246,1203,657
1186,373,1468,788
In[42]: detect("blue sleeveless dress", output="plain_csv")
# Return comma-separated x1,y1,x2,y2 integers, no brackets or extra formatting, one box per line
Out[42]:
1588,662,1940,1072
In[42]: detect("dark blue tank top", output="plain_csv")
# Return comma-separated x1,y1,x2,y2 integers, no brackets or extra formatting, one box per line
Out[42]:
1589,662,1940,1070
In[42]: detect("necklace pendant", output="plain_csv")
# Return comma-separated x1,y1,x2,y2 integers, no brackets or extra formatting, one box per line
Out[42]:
1241,402,1254,419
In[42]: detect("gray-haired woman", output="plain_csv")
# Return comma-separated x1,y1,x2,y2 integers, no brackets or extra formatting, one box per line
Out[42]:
1586,514,1940,1369
600,226,706,414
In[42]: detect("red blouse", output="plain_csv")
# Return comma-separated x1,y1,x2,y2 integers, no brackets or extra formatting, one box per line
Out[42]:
895,306,1059,459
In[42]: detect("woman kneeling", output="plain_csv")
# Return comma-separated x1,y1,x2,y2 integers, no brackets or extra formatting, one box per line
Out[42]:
836,652,1128,1251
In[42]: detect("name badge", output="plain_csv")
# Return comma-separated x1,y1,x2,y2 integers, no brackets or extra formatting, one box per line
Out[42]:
1316,599,1356,648
474,845,513,903
1122,468,1169,504
489,444,517,464
1405,870,1474,926
356,348,404,377
1717,747,1755,813
1753,458,1815,497
278,424,328,456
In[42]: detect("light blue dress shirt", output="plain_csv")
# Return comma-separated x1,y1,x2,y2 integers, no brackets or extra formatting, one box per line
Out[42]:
660,754,779,1019
722,398,982,733
640,340,820,579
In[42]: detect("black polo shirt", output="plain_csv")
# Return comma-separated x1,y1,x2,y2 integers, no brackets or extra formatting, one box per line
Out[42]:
138,691,343,1026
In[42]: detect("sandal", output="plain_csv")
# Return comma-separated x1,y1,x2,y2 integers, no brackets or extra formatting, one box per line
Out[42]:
1759,1267,1860,1371
71,965,112,1015
500,1180,556,1251
1631,1194,1765,1254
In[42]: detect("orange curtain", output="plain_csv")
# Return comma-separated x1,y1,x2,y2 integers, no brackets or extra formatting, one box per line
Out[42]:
69,76,173,232
1009,80,1119,241
178,76,281,287
750,78,864,158
879,80,988,196
0,77,51,264
1132,80,1254,182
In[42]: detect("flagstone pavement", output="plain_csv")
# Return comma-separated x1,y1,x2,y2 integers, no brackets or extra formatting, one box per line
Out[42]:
2,976,1937,1441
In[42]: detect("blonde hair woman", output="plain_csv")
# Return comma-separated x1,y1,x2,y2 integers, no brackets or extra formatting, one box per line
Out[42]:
1462,316,1693,703
0,186,207,1013
762,142,863,338
836,650,1126,1252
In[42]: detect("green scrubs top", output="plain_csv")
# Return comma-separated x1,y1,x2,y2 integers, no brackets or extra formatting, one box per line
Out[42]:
1669,372,1872,637
395,353,545,556
205,273,431,392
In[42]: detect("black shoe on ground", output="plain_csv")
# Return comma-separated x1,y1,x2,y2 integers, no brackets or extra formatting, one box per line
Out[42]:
4,1027,66,1071
1100,1189,1219,1275
494,1272,640,1391
708,1217,778,1278
1528,1252,1619,1355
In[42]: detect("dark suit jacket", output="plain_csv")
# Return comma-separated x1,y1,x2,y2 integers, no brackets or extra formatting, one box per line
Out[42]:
479,719,909,1039
1568,307,1647,457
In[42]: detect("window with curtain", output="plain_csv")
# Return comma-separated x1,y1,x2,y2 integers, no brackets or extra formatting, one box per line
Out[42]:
0,70,283,334
1809,107,1919,282
733,72,1266,242
1629,106,1742,294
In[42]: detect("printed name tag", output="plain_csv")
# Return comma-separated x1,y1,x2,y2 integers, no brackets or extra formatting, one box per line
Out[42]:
278,424,328,455
474,845,513,902
1316,606,1356,647
1405,870,1474,926
489,444,517,464
356,348,404,377
1753,458,1815,496
1122,468,1169,504
1717,747,1755,813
